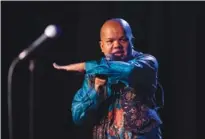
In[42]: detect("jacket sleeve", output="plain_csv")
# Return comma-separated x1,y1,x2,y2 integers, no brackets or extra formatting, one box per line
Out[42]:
71,60,105,125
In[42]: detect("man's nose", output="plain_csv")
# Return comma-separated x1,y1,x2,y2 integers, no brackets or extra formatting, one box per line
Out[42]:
113,40,122,48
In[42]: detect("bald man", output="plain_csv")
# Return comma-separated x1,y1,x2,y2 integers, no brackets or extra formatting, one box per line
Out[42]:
53,18,163,139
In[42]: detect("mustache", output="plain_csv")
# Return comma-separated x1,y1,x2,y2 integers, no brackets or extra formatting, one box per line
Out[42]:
112,47,124,53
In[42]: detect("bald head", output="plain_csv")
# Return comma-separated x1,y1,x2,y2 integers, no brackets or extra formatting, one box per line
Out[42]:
99,18,134,61
100,18,134,41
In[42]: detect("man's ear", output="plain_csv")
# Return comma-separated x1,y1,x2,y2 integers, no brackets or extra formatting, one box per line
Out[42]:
99,41,103,51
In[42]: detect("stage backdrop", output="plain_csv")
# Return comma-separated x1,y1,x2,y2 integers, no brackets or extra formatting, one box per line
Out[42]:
2,1,198,139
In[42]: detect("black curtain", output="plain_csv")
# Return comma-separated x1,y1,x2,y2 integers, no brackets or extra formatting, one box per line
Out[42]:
2,1,199,139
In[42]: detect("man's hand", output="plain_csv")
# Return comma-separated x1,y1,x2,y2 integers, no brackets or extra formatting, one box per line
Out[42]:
52,62,85,72
94,76,107,93
53,63,62,70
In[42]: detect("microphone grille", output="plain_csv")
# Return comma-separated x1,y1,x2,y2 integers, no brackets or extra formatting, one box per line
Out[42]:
44,25,59,38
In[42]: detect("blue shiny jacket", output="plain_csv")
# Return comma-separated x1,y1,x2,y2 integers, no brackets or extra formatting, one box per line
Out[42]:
71,52,162,136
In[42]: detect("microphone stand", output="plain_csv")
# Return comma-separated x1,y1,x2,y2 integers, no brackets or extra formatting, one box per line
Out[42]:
8,58,36,139
8,58,20,139
7,24,59,139
29,59,35,139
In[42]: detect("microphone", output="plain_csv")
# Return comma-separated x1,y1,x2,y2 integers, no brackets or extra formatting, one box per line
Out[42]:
105,54,121,61
105,54,115,61
18,24,59,60
7,24,60,139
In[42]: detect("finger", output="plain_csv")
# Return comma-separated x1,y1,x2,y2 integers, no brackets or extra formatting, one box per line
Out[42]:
53,63,60,69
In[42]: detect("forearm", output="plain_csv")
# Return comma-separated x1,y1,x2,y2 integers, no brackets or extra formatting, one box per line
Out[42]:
63,62,85,72
53,62,85,72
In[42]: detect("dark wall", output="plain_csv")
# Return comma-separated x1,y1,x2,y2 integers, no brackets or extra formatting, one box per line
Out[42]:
2,1,199,139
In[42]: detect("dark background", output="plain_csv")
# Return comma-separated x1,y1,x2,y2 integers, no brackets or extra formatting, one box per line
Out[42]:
2,1,199,139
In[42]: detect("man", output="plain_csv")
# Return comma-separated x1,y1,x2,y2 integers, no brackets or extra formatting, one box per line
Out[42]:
53,18,163,139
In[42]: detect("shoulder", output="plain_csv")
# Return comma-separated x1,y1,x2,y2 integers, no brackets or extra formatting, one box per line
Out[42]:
133,51,158,70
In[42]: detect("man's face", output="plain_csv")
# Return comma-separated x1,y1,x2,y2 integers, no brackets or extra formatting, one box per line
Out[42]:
100,22,132,60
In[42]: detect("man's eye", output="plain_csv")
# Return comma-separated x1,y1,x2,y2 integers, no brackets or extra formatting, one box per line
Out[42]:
106,40,113,44
120,38,128,42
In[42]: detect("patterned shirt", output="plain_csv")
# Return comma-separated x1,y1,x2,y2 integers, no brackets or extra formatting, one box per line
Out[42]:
71,52,162,139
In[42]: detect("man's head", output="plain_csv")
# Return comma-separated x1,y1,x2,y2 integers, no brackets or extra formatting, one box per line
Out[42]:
99,18,134,61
